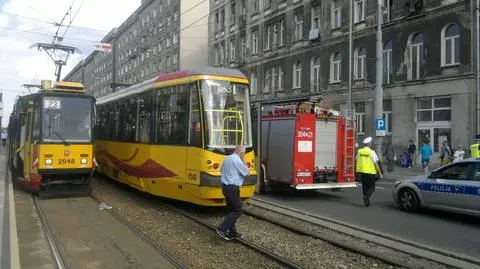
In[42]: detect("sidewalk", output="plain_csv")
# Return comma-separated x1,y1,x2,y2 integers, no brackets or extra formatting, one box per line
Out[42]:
381,164,440,182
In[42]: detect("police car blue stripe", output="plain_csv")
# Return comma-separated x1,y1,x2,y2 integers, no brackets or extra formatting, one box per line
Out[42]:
413,181,480,196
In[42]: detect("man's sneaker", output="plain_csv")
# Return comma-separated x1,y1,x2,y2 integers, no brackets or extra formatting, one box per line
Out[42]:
228,231,244,239
216,229,233,241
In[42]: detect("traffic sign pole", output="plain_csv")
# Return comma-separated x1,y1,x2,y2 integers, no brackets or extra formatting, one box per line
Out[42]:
374,0,384,159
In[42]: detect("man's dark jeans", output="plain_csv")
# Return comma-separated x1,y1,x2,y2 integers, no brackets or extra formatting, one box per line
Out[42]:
218,184,242,234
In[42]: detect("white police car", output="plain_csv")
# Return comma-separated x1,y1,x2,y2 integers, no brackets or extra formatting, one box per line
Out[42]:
392,158,480,216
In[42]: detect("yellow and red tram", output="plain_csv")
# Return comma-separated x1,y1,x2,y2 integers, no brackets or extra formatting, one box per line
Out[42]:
94,67,257,206
7,81,96,197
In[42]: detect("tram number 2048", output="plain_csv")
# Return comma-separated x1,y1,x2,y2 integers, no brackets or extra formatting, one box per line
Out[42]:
58,158,75,165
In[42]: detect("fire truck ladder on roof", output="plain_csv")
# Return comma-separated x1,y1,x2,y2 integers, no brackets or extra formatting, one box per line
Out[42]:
343,109,356,181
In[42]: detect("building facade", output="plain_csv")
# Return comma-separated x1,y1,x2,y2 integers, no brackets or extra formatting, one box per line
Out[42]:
208,0,476,162
63,0,210,98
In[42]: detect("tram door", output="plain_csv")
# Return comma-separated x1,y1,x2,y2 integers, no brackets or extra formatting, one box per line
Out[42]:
22,108,33,180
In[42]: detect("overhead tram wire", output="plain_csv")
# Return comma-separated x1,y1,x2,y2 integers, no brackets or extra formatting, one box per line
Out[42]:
0,11,108,33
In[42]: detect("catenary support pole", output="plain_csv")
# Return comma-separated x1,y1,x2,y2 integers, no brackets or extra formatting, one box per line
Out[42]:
476,0,480,136
348,0,353,113
375,0,384,159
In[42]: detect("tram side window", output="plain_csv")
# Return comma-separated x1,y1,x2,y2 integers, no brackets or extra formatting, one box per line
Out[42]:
137,93,154,143
155,86,187,145
188,83,202,146
32,105,41,141
112,103,120,140
119,98,137,142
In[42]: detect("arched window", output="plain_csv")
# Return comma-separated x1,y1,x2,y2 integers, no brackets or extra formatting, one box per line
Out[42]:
293,61,302,88
330,52,341,83
311,57,321,92
354,47,366,79
441,23,460,66
408,32,424,80
383,40,393,84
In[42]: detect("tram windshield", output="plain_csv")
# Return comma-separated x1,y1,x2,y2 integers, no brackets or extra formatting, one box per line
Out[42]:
200,80,252,148
42,96,93,143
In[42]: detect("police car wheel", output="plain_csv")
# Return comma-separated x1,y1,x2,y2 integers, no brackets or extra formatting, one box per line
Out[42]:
399,188,419,212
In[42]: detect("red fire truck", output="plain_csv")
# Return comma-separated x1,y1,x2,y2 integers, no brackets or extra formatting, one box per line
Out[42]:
254,98,357,193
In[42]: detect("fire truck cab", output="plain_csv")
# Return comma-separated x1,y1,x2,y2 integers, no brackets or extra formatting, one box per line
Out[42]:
254,98,357,193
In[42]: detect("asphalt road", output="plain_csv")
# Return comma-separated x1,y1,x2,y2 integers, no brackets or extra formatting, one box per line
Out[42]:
255,181,480,259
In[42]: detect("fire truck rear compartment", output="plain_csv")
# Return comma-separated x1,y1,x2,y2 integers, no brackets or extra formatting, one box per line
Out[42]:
262,118,295,184
314,119,338,182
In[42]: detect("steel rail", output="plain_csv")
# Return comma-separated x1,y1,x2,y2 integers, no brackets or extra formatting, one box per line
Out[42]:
90,194,187,269
247,197,480,269
33,196,68,269
162,203,305,269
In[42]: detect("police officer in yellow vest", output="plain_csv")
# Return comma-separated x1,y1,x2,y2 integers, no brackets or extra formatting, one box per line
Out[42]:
470,134,480,158
356,136,383,207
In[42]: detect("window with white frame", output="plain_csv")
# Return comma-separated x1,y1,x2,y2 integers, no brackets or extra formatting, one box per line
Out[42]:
332,1,342,29
265,24,273,50
280,20,285,46
311,57,320,92
383,0,392,23
330,52,341,83
241,35,247,58
230,3,236,25
355,103,366,135
441,23,460,66
408,32,424,80
311,5,321,30
250,72,257,95
219,43,224,63
251,0,259,13
354,0,365,23
383,100,392,134
173,53,178,64
383,40,392,84
416,97,451,122
263,68,271,93
293,61,302,88
294,13,303,41
252,30,258,54
173,33,178,45
275,65,284,90
230,38,236,61
354,47,366,79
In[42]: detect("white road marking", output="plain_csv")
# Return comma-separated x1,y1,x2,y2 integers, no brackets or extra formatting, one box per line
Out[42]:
376,186,385,190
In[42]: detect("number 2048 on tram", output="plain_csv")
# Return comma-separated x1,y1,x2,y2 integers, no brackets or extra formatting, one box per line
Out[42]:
7,81,96,197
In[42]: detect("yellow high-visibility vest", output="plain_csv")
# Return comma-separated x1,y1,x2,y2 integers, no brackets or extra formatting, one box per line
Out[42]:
470,143,480,158
356,147,377,174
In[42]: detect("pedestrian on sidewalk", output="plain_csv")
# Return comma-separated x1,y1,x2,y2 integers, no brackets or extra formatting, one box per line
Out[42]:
1,130,6,147
356,136,383,207
407,140,416,168
419,140,432,174
453,146,465,163
383,142,395,172
440,140,452,166
216,145,250,241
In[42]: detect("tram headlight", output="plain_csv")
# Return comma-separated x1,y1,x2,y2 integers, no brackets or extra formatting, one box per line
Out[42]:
45,159,52,165
81,158,87,164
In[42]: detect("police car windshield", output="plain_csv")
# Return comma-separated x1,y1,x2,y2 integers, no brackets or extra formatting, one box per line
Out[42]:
42,96,92,143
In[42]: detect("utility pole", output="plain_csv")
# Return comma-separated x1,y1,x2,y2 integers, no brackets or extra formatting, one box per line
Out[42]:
375,0,384,158
476,0,480,137
348,0,353,113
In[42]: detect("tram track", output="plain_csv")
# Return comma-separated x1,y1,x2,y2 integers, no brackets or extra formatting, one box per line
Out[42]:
33,194,186,269
33,195,69,269
245,197,480,269
160,202,305,269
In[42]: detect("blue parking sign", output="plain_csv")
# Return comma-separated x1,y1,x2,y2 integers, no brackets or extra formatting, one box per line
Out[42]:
376,119,386,131
376,118,386,137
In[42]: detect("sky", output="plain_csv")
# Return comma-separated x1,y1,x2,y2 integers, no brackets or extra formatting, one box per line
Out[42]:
0,0,141,127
